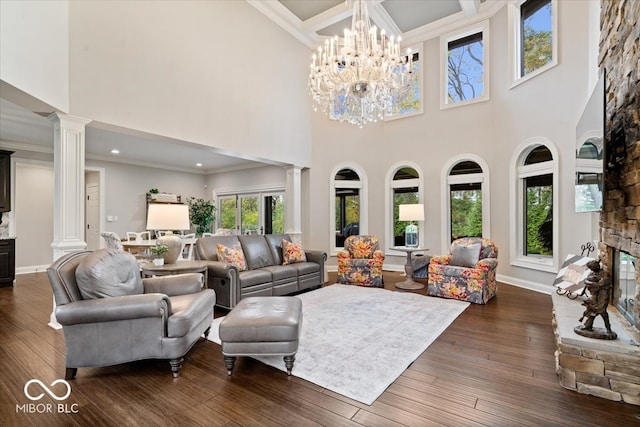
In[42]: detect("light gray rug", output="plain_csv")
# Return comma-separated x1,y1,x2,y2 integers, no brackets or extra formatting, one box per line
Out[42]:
207,284,469,405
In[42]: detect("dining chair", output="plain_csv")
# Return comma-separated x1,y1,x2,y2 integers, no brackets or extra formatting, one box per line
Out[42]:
180,233,196,261
126,231,151,241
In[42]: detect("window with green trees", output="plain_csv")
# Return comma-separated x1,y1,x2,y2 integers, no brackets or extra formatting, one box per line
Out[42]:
334,168,362,248
390,167,420,246
448,161,484,242
521,146,553,257
520,0,553,77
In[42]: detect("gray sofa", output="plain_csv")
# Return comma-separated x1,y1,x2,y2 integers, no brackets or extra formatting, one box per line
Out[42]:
195,234,326,309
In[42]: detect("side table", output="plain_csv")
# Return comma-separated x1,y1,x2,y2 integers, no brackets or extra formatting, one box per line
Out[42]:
391,246,429,290
141,260,209,287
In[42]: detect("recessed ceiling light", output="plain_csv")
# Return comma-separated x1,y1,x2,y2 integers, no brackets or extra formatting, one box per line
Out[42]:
110,149,120,154
196,163,203,167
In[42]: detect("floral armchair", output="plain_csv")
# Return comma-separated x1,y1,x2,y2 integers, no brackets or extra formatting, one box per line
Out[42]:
427,237,498,304
337,235,385,287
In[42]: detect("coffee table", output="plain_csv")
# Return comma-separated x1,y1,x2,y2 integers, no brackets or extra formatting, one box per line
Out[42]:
391,246,429,290
141,260,209,287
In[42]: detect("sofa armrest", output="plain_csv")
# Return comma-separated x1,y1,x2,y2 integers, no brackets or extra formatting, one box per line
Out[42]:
204,260,237,278
142,273,203,296
55,294,171,326
476,258,498,271
430,254,452,265
305,250,327,264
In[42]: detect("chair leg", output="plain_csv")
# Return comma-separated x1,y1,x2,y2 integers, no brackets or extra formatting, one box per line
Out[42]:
223,356,236,375
65,367,77,380
283,354,296,376
169,357,183,378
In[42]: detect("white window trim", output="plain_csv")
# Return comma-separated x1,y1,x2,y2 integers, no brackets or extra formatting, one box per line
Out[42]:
508,0,558,89
509,138,559,272
329,163,368,256
440,154,491,254
440,19,491,110
385,44,424,121
384,161,424,255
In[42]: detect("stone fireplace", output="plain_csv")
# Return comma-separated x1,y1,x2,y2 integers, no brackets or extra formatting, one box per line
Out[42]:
552,0,640,406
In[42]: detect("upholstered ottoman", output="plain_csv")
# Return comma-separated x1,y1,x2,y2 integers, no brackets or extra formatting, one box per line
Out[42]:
219,296,302,375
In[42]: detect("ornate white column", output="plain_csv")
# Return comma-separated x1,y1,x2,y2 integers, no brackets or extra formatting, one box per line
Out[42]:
47,113,91,329
284,166,302,243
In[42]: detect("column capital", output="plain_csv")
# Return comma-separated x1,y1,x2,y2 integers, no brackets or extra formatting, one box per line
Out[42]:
47,112,92,128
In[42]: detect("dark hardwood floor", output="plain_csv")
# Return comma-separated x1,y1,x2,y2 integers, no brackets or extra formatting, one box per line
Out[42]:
1,271,639,426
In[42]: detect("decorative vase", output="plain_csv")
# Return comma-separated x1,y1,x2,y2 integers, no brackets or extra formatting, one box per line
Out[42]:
157,234,183,264
153,258,164,267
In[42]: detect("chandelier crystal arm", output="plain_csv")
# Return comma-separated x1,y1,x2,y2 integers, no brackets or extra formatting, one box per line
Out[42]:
307,0,414,127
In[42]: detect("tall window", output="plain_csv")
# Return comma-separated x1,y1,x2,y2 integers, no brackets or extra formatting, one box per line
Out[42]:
511,141,558,271
441,20,490,108
386,165,422,250
442,156,490,252
509,0,557,84
330,165,367,253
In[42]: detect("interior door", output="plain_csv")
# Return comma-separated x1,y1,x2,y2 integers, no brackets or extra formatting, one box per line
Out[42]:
85,184,100,250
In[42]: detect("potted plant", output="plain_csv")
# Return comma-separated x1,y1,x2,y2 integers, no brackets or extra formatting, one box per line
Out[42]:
187,197,216,236
149,244,169,266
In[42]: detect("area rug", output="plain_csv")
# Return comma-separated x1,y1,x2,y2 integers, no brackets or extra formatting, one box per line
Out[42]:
207,284,469,405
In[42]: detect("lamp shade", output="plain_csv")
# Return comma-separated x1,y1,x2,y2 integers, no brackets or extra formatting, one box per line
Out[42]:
146,203,190,231
398,204,424,222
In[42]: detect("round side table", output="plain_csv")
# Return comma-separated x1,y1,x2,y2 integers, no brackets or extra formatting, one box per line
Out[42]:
141,260,209,287
390,246,429,290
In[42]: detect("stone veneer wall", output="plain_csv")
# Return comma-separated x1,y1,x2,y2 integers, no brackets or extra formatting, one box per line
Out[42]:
598,0,640,325
552,0,640,406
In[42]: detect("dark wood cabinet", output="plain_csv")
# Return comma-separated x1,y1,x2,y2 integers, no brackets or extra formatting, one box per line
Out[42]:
0,150,13,212
0,238,15,287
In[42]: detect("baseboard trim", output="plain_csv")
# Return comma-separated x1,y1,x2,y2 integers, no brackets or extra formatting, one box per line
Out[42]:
16,265,50,275
496,273,552,295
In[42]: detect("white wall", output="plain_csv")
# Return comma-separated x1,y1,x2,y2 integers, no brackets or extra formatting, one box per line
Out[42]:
0,0,69,111
68,0,312,168
86,160,207,237
15,161,54,272
304,1,595,291
206,165,286,196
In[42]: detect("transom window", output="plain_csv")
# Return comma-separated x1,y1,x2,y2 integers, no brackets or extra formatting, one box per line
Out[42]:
509,0,557,86
441,20,490,109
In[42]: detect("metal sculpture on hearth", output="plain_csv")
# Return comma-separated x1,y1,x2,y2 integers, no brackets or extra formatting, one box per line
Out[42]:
574,259,617,340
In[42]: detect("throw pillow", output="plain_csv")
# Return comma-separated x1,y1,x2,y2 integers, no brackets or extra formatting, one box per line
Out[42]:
216,243,248,271
75,249,143,299
282,239,307,265
450,243,482,268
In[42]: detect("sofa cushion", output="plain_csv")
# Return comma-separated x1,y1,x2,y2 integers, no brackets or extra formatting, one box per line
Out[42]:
282,239,307,265
450,243,481,268
238,235,275,269
238,269,273,288
216,243,248,271
264,234,290,265
75,249,143,299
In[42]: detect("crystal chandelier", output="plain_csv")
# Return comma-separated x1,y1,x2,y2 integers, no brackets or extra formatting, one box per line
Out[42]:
307,0,414,127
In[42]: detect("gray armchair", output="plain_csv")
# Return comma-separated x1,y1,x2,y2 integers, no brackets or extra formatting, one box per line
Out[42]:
47,249,216,379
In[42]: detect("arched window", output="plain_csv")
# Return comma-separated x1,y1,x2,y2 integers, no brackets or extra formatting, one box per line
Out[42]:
510,140,559,271
385,163,423,253
441,155,490,253
330,164,368,254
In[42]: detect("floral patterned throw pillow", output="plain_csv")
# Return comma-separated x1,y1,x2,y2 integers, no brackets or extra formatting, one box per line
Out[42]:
216,243,247,271
282,239,307,265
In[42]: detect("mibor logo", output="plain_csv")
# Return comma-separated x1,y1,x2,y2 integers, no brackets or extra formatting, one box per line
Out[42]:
24,379,72,401
16,379,78,414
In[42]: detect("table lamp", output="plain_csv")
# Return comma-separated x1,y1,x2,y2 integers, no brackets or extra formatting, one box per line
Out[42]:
146,203,190,264
399,204,424,247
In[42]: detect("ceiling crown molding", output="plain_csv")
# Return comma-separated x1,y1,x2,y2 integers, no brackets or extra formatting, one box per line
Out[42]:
247,0,319,48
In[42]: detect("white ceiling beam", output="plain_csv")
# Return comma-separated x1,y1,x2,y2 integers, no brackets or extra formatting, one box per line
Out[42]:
459,0,482,18
246,0,319,48
368,1,402,38
301,1,352,34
